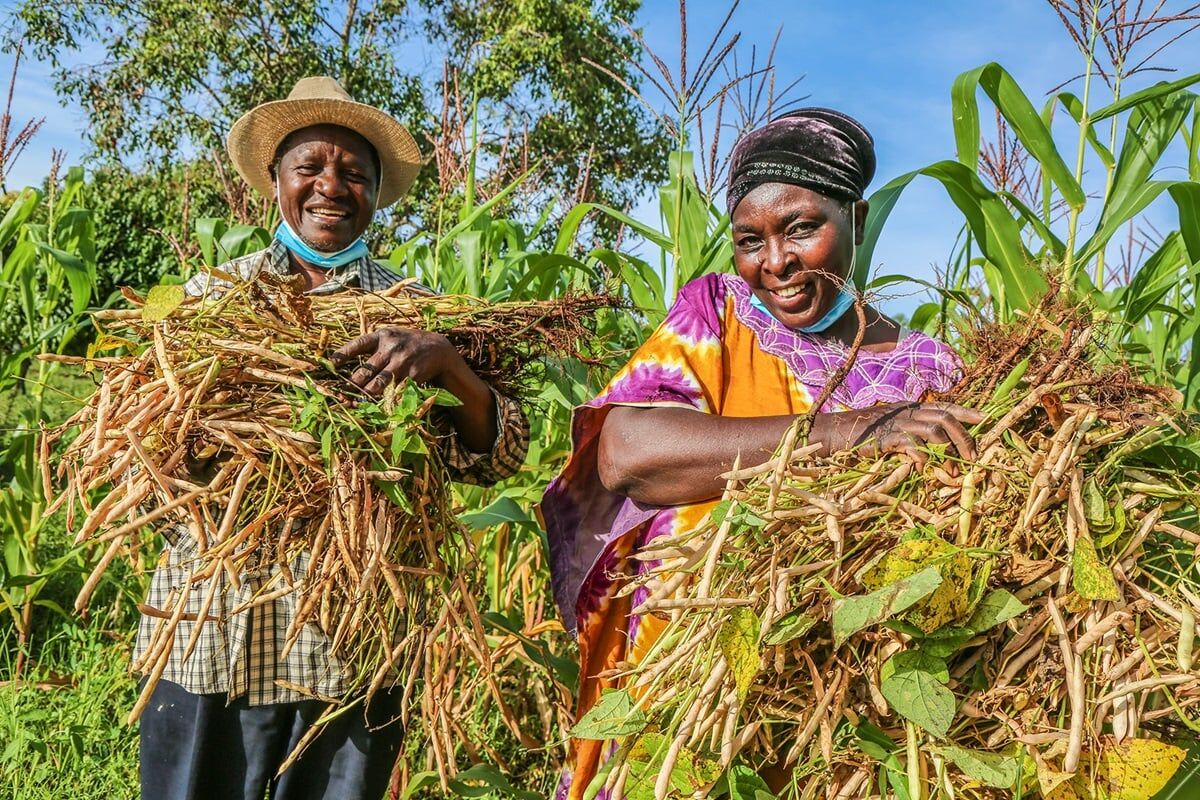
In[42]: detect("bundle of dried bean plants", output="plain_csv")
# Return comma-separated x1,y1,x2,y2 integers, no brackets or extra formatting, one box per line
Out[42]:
42,273,613,783
582,301,1200,800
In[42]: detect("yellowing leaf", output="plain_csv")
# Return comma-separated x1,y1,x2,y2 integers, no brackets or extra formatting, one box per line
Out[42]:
718,607,761,701
141,284,185,321
1095,737,1186,800
1072,532,1120,601
626,733,721,799
862,538,972,633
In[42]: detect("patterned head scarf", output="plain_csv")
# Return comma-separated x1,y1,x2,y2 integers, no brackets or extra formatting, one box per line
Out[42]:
726,108,876,214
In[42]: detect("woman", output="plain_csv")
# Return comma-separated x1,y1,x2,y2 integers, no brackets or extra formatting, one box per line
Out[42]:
541,108,982,798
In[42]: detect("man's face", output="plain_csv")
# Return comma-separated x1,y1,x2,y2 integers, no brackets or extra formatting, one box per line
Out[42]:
272,124,379,253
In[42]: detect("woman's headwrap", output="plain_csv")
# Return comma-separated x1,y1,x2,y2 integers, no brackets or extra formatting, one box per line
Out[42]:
726,108,876,214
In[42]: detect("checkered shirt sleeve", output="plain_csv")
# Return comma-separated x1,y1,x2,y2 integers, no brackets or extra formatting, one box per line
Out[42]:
439,391,530,486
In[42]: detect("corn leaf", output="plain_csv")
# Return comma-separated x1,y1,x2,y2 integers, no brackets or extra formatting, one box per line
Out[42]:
952,62,1085,208
860,162,1045,314
1091,72,1200,121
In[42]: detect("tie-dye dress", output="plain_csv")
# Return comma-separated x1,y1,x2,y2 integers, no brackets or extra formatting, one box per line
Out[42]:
541,272,961,799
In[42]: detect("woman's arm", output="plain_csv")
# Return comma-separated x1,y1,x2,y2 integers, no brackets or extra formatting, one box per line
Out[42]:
598,402,984,506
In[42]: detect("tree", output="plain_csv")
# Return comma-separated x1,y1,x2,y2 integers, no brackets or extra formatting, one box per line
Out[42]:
13,0,668,234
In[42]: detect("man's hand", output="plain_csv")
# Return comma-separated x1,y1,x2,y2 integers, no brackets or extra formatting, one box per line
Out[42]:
331,327,499,454
331,328,466,396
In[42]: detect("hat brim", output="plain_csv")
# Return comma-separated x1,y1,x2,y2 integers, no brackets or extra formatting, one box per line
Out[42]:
227,97,422,209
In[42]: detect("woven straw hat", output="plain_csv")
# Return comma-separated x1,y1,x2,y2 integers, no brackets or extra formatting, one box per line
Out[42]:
227,76,422,209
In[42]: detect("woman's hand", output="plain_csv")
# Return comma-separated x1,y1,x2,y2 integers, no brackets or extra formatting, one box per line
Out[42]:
599,402,985,508
331,328,498,453
332,328,465,397
815,401,985,465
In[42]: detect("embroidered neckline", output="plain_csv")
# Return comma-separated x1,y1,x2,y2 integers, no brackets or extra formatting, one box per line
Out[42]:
721,274,949,411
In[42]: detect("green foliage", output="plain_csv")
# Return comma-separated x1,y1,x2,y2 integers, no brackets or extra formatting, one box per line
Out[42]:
879,649,955,738
830,565,943,647
0,166,97,679
570,689,648,740
930,743,1022,789
14,0,668,231
867,55,1200,409
0,627,140,798
87,162,231,301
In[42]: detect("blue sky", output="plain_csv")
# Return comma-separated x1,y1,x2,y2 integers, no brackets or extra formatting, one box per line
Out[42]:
5,0,1200,312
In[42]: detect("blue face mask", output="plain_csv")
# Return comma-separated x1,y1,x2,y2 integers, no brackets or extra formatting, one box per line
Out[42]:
749,286,855,332
273,219,370,270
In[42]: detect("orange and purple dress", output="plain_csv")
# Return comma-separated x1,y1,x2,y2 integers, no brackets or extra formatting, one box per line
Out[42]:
541,272,960,798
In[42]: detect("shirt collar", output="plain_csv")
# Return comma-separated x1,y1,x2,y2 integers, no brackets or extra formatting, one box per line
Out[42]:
265,239,372,295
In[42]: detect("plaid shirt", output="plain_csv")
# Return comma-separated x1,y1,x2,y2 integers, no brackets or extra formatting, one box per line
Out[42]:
134,242,530,704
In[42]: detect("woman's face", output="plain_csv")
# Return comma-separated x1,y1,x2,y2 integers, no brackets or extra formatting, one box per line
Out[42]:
272,124,379,253
731,182,867,331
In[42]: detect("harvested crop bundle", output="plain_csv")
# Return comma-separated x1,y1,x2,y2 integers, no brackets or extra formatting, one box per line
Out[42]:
42,273,613,779
578,303,1200,799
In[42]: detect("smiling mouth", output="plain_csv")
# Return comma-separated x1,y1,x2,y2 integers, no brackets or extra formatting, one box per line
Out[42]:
770,279,814,301
306,207,351,222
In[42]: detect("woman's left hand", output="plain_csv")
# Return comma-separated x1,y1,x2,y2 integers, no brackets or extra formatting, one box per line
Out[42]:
331,328,466,396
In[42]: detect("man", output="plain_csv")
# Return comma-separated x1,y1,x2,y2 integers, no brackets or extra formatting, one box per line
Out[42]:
137,76,529,799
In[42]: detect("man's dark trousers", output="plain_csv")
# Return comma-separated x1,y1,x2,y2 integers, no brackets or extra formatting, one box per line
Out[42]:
139,678,405,800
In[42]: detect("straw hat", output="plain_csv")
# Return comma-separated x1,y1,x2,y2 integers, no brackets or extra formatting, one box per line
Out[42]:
227,76,422,209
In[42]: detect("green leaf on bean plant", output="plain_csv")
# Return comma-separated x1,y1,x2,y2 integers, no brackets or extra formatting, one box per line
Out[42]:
880,649,956,738
831,565,943,646
570,689,648,740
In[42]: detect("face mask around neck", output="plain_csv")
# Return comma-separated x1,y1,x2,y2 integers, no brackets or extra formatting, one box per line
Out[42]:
272,179,374,270
273,219,370,270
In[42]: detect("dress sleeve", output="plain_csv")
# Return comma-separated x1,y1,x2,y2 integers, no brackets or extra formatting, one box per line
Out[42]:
439,390,530,486
540,274,728,633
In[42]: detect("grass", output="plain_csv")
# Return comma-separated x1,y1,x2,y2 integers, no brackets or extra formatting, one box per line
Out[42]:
0,620,140,798
1,357,145,798
0,369,97,429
